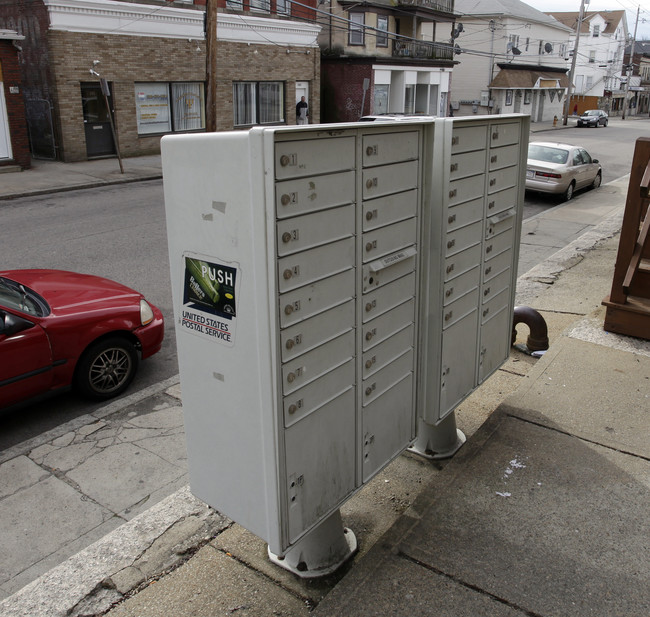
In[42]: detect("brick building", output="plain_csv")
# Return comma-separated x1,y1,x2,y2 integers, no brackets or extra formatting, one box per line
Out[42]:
0,29,29,169
0,0,320,162
318,0,456,122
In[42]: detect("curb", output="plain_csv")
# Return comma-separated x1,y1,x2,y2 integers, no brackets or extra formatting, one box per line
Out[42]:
0,174,163,202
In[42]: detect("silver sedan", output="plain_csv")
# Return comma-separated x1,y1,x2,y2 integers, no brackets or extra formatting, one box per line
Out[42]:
525,141,602,202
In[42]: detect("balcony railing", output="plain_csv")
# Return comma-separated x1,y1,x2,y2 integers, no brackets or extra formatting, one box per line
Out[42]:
396,0,454,13
393,40,454,61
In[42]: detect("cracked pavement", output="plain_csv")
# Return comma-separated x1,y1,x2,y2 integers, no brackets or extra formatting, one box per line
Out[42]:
0,386,190,599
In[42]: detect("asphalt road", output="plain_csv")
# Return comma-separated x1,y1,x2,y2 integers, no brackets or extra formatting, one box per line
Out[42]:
1,117,648,451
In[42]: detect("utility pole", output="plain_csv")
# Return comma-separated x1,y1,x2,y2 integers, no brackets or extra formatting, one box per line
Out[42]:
622,6,640,121
563,0,586,126
206,0,218,132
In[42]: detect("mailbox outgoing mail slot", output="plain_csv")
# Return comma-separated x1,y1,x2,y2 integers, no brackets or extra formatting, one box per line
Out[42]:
162,122,426,577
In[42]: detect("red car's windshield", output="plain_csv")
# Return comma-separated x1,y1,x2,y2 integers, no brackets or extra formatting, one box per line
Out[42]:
0,277,49,317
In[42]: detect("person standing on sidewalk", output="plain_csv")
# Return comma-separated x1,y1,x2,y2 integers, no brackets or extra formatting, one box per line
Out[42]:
296,96,309,125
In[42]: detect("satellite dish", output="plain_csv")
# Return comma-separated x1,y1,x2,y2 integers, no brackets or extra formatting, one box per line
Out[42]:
454,44,462,55
512,47,521,55
544,42,553,53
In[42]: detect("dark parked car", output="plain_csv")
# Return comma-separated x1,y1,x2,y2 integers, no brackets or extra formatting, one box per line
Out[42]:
577,109,608,127
0,269,164,410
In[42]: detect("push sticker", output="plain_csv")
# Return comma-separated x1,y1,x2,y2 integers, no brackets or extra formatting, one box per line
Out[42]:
181,256,238,346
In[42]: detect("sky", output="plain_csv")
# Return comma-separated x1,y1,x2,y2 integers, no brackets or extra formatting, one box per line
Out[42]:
523,0,650,41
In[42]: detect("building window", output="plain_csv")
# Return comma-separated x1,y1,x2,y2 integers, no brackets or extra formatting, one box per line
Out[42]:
277,0,289,14
250,0,270,12
559,43,567,58
135,82,205,135
377,15,388,47
233,81,284,126
525,37,529,51
349,13,365,46
226,0,243,8
586,75,593,90
589,50,596,63
593,25,600,37
538,40,543,55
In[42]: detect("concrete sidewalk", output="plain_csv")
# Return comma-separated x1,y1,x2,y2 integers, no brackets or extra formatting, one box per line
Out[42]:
1,134,649,617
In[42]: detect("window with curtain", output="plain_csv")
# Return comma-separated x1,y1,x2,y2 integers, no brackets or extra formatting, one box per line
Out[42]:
172,83,205,131
349,13,364,45
233,81,284,126
233,82,256,126
250,0,270,12
135,82,205,134
376,16,388,47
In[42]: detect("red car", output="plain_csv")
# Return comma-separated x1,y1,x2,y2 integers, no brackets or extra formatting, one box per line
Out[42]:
0,269,164,411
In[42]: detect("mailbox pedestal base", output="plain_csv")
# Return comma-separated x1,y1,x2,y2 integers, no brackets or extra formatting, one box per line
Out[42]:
268,509,357,578
409,413,466,460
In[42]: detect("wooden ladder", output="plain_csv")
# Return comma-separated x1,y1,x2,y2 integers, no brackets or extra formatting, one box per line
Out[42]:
603,137,650,340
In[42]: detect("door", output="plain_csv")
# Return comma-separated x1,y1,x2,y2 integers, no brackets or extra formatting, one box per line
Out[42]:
0,77,12,160
0,312,52,408
81,82,115,158
296,81,309,124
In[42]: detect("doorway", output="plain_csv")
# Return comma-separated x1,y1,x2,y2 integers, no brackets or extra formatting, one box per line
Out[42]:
0,74,12,160
296,81,309,124
81,82,115,158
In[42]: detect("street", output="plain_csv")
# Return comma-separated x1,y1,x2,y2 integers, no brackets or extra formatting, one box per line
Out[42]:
1,120,649,449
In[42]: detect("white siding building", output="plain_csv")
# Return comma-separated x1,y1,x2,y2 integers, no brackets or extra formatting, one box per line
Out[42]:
451,0,572,122
548,11,627,115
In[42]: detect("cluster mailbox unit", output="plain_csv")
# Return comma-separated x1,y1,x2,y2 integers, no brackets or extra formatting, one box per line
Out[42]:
162,114,529,577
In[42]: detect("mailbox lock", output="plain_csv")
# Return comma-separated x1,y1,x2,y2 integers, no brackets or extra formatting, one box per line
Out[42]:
280,194,291,206
486,244,493,254
488,201,495,210
286,339,295,350
284,304,293,315
366,211,374,221
366,146,375,156
287,372,296,383
444,311,453,322
450,163,458,172
452,136,459,146
492,131,499,139
449,189,457,199
366,178,377,189
282,232,292,244
365,386,373,396
365,302,373,312
280,154,291,167
484,287,490,297
283,269,293,280
491,155,497,163
288,404,297,415
485,266,492,276
446,263,455,274
365,331,373,341
447,239,455,249
448,214,456,224
483,308,490,317
366,242,374,252
365,359,373,369
489,178,497,187
445,287,453,298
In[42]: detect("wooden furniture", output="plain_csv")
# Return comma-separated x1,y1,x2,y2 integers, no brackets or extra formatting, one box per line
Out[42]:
603,137,650,340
